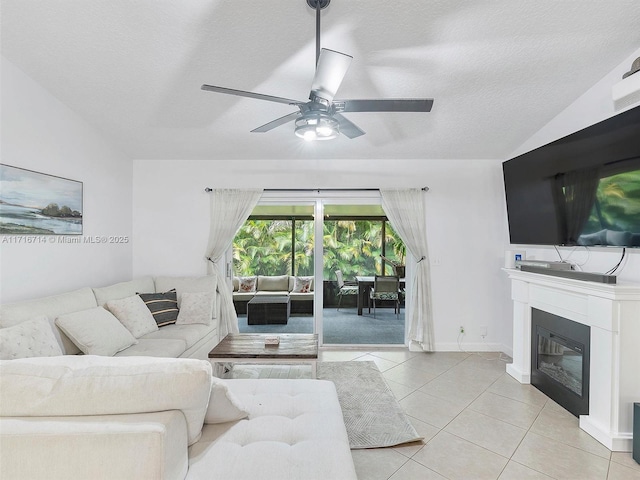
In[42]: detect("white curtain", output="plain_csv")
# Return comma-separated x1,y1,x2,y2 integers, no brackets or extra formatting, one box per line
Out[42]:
205,189,263,338
380,189,435,351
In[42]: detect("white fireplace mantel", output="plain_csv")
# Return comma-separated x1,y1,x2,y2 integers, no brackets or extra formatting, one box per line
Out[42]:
505,268,640,452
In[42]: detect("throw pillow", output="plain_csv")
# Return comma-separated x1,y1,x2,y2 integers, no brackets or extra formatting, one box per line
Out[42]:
238,276,257,293
0,316,63,360
204,377,249,424
106,295,159,338
176,291,214,326
55,307,138,356
154,275,217,319
137,289,179,327
292,276,313,293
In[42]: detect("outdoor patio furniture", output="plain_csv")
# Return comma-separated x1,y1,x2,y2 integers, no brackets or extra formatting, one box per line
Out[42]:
335,270,358,311
247,295,291,325
369,275,400,318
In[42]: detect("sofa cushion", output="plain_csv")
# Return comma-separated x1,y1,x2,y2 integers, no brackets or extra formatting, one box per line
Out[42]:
106,295,159,338
141,323,212,349
176,292,214,326
238,276,257,293
92,277,155,307
292,276,313,293
0,288,97,328
155,275,217,319
258,275,289,292
0,316,63,360
288,292,314,302
254,291,289,297
55,307,138,356
289,275,314,292
189,379,357,480
205,377,249,424
0,287,97,355
114,338,187,358
232,292,256,301
138,289,179,327
0,355,213,445
179,327,219,360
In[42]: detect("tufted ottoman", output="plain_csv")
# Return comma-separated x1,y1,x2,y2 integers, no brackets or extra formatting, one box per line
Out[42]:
186,379,357,480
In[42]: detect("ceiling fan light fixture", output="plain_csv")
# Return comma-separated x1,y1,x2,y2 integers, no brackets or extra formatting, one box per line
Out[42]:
201,0,433,140
295,113,339,141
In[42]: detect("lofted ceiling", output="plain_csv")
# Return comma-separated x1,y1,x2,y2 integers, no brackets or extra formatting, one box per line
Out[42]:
2,0,640,161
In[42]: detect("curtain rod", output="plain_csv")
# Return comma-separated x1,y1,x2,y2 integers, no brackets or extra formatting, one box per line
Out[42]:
204,187,429,193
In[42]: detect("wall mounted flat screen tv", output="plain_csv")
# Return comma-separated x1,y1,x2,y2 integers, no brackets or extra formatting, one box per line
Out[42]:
503,105,640,248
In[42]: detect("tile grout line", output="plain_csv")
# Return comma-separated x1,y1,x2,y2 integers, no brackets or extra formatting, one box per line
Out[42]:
503,396,559,480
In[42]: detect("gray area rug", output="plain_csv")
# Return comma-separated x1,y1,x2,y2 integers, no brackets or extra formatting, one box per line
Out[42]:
317,361,422,449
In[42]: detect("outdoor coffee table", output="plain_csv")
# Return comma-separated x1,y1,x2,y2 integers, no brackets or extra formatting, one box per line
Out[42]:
209,333,319,378
247,295,291,325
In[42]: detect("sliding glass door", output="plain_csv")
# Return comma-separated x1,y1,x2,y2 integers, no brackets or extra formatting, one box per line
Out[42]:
231,194,406,346
321,202,406,345
232,203,315,335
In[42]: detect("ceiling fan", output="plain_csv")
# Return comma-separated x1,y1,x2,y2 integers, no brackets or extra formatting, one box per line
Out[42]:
201,0,434,141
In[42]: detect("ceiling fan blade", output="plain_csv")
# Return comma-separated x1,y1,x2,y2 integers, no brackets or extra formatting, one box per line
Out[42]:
334,114,365,139
201,84,303,106
309,49,353,103
333,98,434,113
251,111,301,133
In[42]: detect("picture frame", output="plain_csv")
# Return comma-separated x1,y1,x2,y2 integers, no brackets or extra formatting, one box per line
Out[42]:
0,164,83,235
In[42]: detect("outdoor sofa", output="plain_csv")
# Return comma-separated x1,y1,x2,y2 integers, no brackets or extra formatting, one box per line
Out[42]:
233,275,314,314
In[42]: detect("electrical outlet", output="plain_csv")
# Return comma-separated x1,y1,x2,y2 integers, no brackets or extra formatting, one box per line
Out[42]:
480,326,488,337
459,326,465,334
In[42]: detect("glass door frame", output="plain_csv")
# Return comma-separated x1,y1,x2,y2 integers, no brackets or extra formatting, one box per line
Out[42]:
245,190,410,347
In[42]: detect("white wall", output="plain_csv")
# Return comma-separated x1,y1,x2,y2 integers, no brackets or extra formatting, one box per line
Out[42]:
506,47,640,284
0,57,133,303
132,158,513,351
512,47,640,157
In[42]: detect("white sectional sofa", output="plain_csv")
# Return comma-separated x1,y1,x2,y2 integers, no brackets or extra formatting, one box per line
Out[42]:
0,277,358,480
0,275,220,360
0,355,357,480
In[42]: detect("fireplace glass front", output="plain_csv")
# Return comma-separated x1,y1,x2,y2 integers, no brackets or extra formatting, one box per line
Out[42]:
531,308,590,416
537,326,583,396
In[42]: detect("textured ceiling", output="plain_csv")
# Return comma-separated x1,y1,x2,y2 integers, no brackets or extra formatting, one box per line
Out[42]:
2,0,640,160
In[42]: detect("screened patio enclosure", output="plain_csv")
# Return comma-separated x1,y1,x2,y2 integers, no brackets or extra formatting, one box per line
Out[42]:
232,201,406,345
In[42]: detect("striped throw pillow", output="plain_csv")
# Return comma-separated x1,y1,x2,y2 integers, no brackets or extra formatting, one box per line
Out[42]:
138,289,179,327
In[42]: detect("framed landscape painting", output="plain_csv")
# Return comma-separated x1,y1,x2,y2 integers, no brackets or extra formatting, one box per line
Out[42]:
0,164,83,235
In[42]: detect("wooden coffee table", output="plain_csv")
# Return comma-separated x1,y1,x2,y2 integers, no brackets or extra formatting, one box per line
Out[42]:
209,333,319,378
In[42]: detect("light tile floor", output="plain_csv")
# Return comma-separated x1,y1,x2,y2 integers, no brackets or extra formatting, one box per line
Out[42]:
226,348,640,480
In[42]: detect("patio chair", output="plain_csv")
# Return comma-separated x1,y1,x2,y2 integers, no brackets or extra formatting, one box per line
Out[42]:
369,275,400,318
335,270,358,311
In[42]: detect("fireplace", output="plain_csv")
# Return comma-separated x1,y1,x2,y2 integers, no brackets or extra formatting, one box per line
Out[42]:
506,268,640,451
531,308,590,417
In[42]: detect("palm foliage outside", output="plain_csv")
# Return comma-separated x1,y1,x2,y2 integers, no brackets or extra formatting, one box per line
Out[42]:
233,217,405,279
583,169,640,234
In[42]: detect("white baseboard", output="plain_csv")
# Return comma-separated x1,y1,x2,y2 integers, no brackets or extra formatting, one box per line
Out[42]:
434,342,506,353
